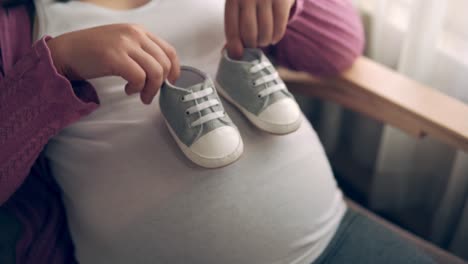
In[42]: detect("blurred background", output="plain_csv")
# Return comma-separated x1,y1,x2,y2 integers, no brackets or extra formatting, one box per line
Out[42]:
298,0,468,260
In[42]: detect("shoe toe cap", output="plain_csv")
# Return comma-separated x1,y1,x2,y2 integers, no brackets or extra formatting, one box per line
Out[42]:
190,126,241,159
258,98,301,125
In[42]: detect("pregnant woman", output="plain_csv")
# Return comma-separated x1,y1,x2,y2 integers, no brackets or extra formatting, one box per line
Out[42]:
0,0,436,263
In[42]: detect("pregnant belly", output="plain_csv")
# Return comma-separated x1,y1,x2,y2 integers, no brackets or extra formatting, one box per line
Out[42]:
69,158,344,264
48,103,344,264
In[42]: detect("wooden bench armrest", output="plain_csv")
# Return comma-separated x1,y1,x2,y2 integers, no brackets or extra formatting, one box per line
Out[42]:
278,56,468,152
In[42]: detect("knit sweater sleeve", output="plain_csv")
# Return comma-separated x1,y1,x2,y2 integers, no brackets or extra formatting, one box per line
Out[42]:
0,36,99,205
273,0,365,76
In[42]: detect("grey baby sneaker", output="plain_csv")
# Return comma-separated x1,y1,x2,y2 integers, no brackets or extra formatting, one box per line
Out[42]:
159,66,243,168
215,48,302,134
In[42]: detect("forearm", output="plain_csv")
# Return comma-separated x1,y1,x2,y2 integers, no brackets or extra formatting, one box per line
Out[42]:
274,0,365,76
0,36,99,204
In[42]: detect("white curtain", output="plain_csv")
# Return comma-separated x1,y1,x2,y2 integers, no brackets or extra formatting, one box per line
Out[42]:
311,0,468,260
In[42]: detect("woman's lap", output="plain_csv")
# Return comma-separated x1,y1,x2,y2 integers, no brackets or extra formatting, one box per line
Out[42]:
312,208,436,264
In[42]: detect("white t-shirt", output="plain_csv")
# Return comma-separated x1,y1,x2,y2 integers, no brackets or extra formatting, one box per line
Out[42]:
35,1,346,263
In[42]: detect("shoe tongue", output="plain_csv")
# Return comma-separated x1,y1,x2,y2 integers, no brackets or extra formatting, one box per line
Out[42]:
185,78,213,93
241,49,266,64
251,59,261,65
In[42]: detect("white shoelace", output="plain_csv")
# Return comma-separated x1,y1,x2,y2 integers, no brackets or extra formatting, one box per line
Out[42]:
181,87,224,127
249,60,286,98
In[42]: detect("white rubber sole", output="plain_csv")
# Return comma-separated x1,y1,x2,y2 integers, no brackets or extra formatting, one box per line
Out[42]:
163,119,244,169
215,81,302,135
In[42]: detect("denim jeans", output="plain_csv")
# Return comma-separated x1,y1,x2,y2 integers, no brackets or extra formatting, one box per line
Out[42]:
312,208,436,264
0,207,21,264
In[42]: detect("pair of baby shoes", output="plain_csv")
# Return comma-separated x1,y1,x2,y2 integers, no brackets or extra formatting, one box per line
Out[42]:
159,49,302,168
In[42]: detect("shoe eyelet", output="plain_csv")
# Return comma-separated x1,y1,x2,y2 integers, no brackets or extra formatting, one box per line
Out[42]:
257,94,262,98
180,96,185,102
185,111,190,115
252,81,256,86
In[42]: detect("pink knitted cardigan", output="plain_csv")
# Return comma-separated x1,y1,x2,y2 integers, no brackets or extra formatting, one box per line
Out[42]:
0,1,364,263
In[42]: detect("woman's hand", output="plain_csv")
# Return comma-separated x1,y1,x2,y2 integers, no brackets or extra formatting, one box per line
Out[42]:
47,24,180,104
225,0,296,58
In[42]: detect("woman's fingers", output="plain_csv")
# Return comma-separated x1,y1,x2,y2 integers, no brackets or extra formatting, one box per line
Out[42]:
225,0,243,59
141,37,172,81
224,0,295,54
256,1,274,47
239,0,258,48
272,1,290,44
126,32,182,104
110,55,145,96
50,24,182,105
145,33,180,83
129,50,164,104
